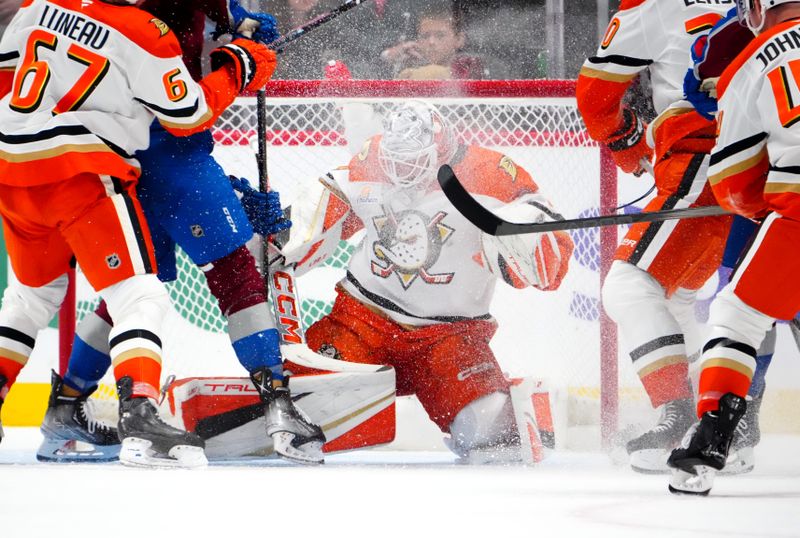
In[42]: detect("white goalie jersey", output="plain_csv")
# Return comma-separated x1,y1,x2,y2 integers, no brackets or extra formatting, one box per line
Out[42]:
282,136,574,328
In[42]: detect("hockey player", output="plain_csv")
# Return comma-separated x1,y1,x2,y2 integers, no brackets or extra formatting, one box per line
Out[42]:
669,0,800,495
37,0,325,465
279,101,573,462
0,0,276,467
682,7,771,475
577,0,734,472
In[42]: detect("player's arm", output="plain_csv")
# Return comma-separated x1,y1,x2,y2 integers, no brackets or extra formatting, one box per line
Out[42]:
684,8,754,120
576,0,655,175
204,0,279,44
280,168,364,276
132,31,275,136
708,68,769,219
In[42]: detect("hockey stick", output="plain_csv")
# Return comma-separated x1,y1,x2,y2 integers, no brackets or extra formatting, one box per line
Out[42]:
437,165,732,236
266,0,370,53
253,0,371,343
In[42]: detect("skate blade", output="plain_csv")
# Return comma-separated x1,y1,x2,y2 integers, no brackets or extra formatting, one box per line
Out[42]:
271,432,324,465
629,449,670,474
668,466,715,496
720,447,754,475
36,438,120,463
119,437,208,469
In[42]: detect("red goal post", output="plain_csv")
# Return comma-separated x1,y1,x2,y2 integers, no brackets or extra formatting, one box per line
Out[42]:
58,79,621,447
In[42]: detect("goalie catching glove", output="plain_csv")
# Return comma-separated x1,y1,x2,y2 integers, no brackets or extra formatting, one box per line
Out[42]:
480,196,573,291
210,38,277,93
229,177,291,236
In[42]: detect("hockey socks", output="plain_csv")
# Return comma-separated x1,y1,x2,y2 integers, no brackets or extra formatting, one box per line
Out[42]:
0,326,36,390
697,337,756,417
204,246,284,380
63,301,113,393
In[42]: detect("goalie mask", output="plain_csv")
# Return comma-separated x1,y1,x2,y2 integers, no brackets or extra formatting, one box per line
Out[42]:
378,102,456,189
737,0,796,33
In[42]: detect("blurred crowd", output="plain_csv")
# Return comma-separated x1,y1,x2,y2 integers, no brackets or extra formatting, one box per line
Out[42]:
0,0,617,80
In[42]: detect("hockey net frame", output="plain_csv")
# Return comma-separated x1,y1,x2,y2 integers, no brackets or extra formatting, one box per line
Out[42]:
57,79,621,446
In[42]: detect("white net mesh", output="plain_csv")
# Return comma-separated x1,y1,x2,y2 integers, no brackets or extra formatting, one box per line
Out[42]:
72,82,639,448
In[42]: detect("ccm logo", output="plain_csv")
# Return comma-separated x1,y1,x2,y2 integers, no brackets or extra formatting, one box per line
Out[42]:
457,362,494,381
272,271,303,344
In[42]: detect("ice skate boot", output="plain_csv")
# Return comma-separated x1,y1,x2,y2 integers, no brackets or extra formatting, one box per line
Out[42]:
117,376,207,468
722,392,762,475
627,397,694,473
668,392,746,495
0,374,7,444
250,368,326,464
37,370,120,462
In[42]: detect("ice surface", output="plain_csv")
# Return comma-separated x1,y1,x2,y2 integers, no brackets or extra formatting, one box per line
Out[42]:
2,428,799,538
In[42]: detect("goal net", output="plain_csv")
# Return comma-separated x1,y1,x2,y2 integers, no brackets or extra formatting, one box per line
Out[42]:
61,80,647,450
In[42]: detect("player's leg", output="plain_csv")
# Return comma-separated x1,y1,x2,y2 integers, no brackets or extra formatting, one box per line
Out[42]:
410,320,519,463
0,183,77,444
137,128,321,462
61,173,205,468
38,222,177,461
668,212,800,494
604,152,731,472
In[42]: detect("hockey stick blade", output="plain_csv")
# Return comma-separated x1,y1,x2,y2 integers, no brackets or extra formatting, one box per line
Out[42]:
437,165,732,236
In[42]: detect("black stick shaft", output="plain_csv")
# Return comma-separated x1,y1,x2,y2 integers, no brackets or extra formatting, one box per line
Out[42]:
437,165,733,236
267,0,369,52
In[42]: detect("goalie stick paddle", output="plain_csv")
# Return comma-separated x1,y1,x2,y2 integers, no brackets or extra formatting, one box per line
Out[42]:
437,165,732,236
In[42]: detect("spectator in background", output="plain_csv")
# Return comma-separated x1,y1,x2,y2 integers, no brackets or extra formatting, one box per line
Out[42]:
260,0,417,79
380,4,506,79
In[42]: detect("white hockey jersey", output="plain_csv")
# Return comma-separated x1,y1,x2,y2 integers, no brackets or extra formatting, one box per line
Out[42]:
582,0,734,115
0,0,229,185
285,138,572,328
709,18,800,220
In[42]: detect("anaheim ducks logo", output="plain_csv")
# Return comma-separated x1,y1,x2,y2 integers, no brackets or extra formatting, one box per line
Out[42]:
499,156,518,182
150,18,169,37
371,209,455,289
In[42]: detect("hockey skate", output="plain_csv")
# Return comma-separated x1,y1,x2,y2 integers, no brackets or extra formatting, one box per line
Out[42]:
0,374,6,444
37,370,120,462
117,376,207,469
667,392,747,495
722,392,762,475
250,368,326,464
626,397,694,474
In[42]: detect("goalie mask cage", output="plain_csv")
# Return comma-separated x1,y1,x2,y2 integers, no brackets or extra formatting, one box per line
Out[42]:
58,79,639,449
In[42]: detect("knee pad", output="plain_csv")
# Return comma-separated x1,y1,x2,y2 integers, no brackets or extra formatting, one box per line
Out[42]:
448,392,517,457
602,261,668,324
708,285,775,349
100,274,170,337
0,274,68,335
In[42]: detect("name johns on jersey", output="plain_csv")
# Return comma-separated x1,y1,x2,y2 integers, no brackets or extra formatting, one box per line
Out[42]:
38,4,110,50
757,30,800,70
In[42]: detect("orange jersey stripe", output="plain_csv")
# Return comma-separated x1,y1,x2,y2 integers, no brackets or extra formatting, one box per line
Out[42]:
0,150,139,186
684,13,723,36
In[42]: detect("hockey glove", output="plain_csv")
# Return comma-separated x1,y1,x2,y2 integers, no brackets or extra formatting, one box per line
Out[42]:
215,0,280,44
210,38,277,93
479,197,573,291
229,176,292,236
606,107,653,177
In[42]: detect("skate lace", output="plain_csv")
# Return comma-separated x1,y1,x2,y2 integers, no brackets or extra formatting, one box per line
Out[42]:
652,403,681,433
79,399,112,435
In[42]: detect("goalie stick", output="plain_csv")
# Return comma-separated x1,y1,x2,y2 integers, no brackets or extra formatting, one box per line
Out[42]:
437,165,732,236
